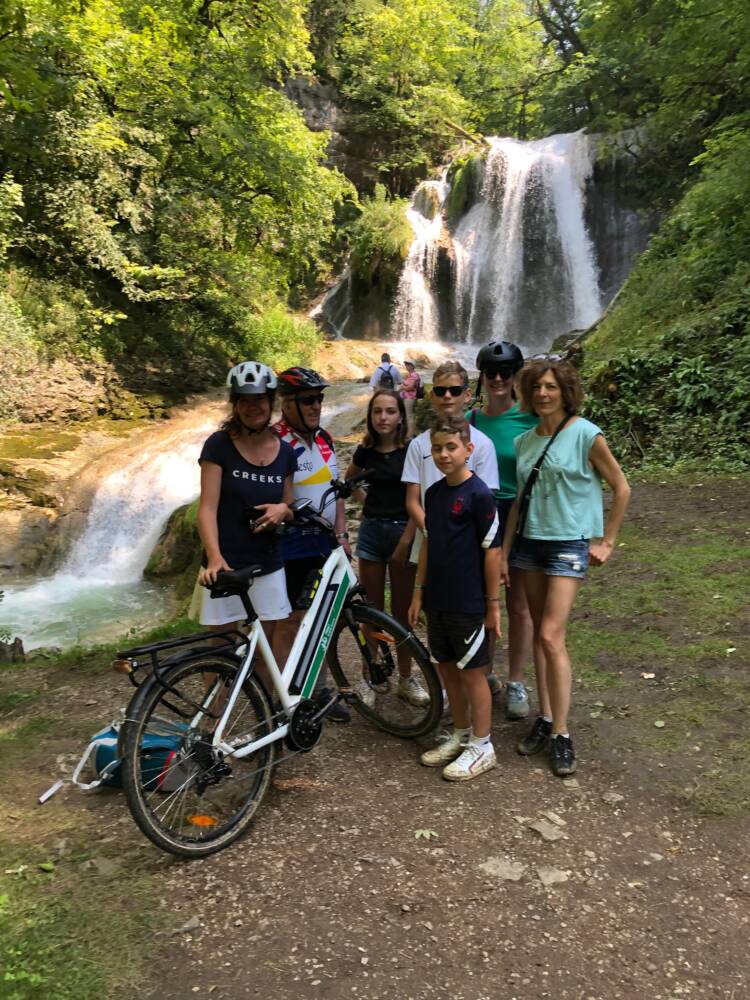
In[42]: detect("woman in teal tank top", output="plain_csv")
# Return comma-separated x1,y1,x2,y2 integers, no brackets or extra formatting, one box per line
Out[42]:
469,340,539,722
500,357,631,779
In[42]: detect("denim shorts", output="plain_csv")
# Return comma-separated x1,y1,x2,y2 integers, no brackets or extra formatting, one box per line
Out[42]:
509,537,589,579
356,517,408,563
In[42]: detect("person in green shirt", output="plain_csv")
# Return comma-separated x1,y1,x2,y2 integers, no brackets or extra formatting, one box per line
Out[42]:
468,340,539,721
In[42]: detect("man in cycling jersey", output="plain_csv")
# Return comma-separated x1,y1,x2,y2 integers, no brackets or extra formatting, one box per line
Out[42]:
273,367,351,721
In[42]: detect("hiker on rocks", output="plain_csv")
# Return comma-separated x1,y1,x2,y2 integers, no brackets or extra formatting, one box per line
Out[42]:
409,414,502,781
345,389,429,709
400,360,422,438
370,353,402,392
502,356,631,777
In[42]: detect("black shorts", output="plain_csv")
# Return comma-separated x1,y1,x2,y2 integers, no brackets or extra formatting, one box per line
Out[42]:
284,555,327,609
426,610,489,670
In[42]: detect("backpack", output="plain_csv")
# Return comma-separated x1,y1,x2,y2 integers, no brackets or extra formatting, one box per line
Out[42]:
377,364,395,390
38,715,191,803
415,375,425,400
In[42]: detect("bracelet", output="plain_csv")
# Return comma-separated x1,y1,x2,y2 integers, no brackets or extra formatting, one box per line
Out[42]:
486,597,500,602
414,583,425,589
336,531,349,540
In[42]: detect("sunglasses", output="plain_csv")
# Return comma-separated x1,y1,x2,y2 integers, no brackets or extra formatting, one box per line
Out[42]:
296,393,325,406
432,384,468,398
482,365,515,380
529,353,563,362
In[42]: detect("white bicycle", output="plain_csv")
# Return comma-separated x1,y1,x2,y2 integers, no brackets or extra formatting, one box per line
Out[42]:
117,473,442,857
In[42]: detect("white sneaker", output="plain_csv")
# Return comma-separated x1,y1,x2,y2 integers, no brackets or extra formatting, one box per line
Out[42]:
420,730,467,768
442,742,497,782
397,674,430,707
354,678,376,709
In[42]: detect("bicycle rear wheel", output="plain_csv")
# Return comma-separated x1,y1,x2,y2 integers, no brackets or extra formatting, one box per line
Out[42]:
327,604,441,738
122,654,276,858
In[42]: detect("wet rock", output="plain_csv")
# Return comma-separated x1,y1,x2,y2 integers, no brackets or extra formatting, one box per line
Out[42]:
0,637,25,664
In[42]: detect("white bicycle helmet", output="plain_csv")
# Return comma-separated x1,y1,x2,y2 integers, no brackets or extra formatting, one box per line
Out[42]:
226,361,278,395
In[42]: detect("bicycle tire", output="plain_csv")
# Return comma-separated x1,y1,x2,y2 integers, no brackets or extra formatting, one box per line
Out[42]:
122,653,275,858
327,604,442,738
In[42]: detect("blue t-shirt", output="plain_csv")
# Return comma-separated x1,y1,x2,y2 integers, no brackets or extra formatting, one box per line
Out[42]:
423,473,501,615
514,417,604,541
199,430,297,573
467,405,539,500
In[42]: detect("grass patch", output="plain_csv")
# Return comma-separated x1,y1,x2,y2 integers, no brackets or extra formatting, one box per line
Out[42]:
0,841,163,1000
0,690,41,715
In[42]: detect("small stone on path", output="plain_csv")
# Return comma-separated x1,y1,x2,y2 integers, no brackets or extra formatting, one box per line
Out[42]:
527,818,565,843
536,866,569,887
602,791,625,805
540,810,567,827
478,857,526,881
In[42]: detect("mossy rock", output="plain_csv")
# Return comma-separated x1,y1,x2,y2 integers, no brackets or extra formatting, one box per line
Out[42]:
446,153,485,227
0,460,57,507
145,500,201,596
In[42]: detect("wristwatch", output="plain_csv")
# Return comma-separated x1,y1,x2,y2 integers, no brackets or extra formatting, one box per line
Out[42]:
336,531,349,540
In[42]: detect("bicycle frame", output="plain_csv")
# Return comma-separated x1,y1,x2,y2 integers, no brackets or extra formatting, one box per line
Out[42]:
202,544,358,760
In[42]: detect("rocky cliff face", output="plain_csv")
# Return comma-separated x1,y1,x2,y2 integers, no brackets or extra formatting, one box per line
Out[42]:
285,76,380,192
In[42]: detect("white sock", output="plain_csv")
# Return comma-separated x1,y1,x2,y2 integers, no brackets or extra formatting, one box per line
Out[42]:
553,731,570,739
542,715,553,723
470,731,492,748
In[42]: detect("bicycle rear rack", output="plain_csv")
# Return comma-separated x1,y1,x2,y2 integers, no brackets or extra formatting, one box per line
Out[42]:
113,629,246,688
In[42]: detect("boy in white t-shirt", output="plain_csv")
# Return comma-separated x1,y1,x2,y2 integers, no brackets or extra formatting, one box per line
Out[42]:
402,359,502,696
402,359,499,543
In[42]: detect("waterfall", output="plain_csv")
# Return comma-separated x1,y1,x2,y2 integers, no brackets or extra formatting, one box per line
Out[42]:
0,413,217,648
454,131,601,351
391,174,449,341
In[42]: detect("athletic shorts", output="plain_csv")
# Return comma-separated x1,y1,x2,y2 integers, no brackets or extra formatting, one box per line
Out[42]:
284,554,327,609
356,517,407,563
189,567,291,625
426,610,489,670
509,537,589,579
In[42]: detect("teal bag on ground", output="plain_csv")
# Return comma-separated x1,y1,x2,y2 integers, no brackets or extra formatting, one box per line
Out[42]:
39,716,191,803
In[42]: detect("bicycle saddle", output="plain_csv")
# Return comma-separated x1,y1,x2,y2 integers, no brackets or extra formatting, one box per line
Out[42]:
211,565,264,597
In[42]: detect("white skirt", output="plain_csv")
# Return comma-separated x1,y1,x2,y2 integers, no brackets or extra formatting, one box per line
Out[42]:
188,567,291,626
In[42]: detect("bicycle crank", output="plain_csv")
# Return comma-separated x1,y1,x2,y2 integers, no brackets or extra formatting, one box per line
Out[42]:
285,699,323,752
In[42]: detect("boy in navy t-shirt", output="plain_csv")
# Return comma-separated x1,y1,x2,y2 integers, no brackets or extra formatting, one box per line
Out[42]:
408,414,502,781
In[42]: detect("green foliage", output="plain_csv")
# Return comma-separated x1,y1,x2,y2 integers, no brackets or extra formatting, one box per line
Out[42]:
349,185,412,290
445,152,484,225
0,0,353,412
583,118,750,469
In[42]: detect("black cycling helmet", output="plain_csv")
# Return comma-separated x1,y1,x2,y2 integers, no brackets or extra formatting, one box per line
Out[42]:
277,367,330,395
475,340,524,373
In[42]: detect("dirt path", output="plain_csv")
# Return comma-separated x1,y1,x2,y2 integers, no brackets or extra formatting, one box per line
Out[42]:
2,480,749,999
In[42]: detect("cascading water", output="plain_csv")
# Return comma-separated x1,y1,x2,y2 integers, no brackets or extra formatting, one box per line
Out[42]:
391,174,449,341
0,413,217,649
454,131,601,351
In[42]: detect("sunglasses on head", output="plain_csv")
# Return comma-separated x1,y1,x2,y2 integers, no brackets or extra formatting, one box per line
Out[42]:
529,353,563,362
296,393,325,406
482,365,515,380
432,384,468,398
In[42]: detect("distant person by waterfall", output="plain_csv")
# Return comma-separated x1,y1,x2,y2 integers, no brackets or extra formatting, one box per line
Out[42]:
501,357,631,778
369,353,402,392
468,340,539,722
400,360,422,437
190,362,296,655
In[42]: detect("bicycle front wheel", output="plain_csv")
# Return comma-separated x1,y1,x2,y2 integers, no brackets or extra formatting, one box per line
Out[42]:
327,604,442,738
122,654,276,858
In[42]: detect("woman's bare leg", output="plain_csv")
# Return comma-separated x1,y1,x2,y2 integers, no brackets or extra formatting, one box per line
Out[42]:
388,555,416,676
